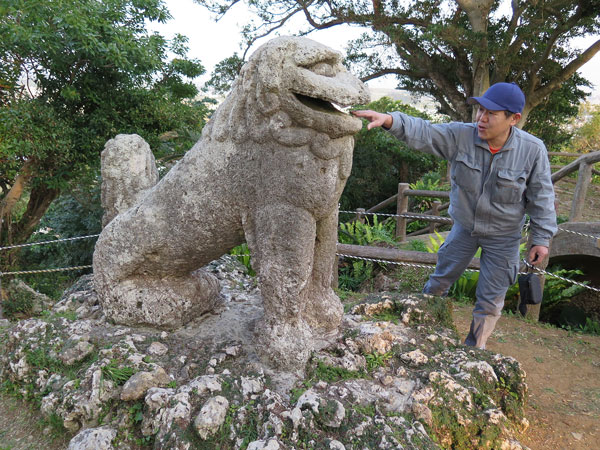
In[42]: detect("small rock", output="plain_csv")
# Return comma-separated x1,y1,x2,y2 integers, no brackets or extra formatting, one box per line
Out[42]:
247,438,281,450
329,440,346,450
380,375,394,386
120,367,171,401
571,432,583,441
401,349,429,366
59,341,95,366
319,398,345,428
67,426,117,450
148,341,169,356
412,403,433,427
241,376,264,398
194,396,229,439
225,345,240,356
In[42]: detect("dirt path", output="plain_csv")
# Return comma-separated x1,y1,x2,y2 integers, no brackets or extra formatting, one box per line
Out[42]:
0,394,69,450
453,303,600,449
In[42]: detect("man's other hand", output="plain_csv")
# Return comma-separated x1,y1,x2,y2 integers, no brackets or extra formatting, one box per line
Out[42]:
528,245,549,266
350,110,393,130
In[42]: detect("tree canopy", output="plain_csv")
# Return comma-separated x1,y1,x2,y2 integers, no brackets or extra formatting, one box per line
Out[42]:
341,97,440,210
197,0,600,124
0,0,210,260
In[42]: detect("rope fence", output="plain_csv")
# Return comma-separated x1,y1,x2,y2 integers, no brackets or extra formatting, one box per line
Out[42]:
0,234,100,252
0,215,597,292
339,209,599,240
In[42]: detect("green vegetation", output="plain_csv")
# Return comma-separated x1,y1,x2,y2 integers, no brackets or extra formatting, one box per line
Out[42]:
229,243,255,276
342,97,440,211
306,360,367,384
0,0,212,273
365,351,392,372
101,361,135,386
1,285,36,319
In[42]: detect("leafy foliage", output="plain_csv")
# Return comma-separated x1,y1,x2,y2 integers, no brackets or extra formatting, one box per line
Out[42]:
229,242,256,276
197,0,598,123
522,73,590,151
338,214,396,247
0,0,212,266
338,260,373,292
341,97,441,211
541,266,587,309
101,361,136,386
337,214,395,291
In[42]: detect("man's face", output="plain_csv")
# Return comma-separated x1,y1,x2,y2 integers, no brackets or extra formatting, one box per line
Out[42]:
475,106,521,147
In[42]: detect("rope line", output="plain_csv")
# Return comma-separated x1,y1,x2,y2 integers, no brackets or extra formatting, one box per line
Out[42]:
556,227,600,240
339,210,453,223
335,253,600,292
336,253,479,273
0,265,93,277
521,259,600,292
340,209,599,240
0,234,99,252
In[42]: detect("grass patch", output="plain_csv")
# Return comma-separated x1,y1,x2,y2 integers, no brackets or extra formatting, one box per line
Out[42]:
306,360,367,384
101,361,135,385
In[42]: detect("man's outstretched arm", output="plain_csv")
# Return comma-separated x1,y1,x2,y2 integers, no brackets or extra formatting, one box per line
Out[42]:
351,110,393,130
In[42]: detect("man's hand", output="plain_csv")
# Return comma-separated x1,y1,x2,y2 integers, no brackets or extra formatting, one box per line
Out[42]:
351,110,393,130
528,245,549,266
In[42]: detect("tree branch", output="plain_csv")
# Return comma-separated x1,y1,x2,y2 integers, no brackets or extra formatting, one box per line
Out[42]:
529,39,600,107
360,68,423,82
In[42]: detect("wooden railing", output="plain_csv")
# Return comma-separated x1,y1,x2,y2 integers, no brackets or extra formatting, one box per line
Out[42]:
550,150,600,221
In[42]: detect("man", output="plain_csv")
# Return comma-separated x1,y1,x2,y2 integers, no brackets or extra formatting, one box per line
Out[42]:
352,82,557,349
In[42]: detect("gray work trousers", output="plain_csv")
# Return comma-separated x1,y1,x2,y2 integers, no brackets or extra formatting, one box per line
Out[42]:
423,221,520,349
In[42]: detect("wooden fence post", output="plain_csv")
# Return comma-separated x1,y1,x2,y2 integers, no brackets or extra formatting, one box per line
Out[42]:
570,161,593,221
395,183,410,242
430,200,441,234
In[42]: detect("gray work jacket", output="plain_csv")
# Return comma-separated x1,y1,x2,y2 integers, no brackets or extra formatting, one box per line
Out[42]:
387,112,557,247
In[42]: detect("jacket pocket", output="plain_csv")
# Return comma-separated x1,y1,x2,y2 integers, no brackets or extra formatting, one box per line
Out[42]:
452,153,481,193
493,169,526,203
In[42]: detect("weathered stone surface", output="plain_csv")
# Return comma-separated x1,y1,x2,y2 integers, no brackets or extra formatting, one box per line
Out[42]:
59,340,95,366
193,395,229,439
147,341,169,356
247,438,282,450
100,134,159,227
93,36,370,369
67,426,117,450
120,366,171,401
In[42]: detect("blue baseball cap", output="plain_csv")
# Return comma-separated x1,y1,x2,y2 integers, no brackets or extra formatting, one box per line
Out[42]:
467,82,525,114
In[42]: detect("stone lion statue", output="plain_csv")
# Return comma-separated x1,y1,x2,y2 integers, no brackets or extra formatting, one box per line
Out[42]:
93,36,370,369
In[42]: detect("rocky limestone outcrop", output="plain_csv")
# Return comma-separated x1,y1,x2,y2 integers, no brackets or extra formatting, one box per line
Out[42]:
93,36,370,369
0,257,529,449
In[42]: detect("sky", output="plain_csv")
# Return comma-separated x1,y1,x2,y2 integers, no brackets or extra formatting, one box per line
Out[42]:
151,0,600,101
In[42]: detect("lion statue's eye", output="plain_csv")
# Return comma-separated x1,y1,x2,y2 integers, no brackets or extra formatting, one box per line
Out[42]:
308,62,335,77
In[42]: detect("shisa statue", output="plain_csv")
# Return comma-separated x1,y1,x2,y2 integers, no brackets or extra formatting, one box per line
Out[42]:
93,36,370,368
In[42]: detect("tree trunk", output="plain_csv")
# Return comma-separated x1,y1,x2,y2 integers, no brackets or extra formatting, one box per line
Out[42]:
0,160,34,227
456,0,494,121
0,184,60,270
